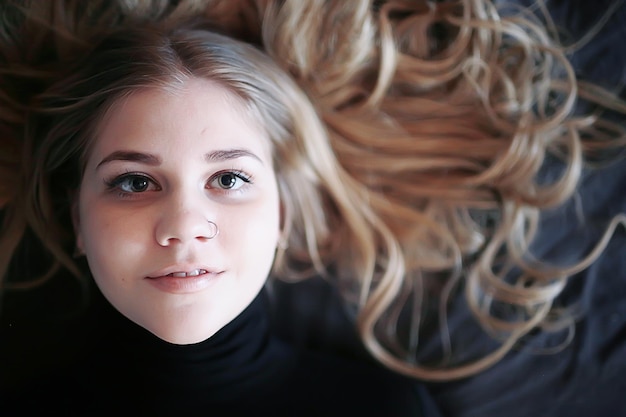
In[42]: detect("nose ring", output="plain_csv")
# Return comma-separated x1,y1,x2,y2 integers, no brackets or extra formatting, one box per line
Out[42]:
207,220,219,239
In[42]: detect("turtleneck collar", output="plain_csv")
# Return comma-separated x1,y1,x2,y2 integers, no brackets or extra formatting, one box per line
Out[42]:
79,287,293,411
108,287,270,372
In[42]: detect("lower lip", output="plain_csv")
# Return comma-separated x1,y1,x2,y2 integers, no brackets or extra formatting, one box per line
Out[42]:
145,272,222,294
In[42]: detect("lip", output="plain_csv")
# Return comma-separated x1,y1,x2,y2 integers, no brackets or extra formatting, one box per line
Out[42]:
147,264,222,278
146,265,224,294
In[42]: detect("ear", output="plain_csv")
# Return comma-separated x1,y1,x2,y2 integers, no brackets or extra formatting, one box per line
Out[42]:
71,191,84,255
279,200,285,233
277,200,290,250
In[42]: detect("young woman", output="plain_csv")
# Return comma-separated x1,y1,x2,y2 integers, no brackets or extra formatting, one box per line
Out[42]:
0,16,433,417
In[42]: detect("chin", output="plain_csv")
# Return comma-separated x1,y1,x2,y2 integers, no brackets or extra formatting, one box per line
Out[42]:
152,326,220,345
140,312,226,345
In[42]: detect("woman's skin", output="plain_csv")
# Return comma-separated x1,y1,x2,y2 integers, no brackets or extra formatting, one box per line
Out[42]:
74,77,282,345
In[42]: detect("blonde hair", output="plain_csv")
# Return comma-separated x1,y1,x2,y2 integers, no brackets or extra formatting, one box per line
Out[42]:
1,0,625,381
259,0,626,380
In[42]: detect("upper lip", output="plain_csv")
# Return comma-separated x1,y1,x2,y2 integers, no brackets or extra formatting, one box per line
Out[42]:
146,265,223,279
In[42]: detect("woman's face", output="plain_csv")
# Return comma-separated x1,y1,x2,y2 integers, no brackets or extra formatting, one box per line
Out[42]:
75,78,281,344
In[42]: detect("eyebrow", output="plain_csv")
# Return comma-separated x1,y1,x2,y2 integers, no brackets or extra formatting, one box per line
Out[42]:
96,148,263,169
204,149,263,164
97,151,160,169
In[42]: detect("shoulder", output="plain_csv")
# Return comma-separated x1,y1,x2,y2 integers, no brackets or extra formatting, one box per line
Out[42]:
273,345,433,417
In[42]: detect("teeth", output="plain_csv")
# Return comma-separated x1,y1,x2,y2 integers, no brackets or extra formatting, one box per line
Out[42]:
166,269,207,278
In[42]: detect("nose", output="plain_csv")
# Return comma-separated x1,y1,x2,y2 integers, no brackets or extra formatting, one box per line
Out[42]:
155,202,218,246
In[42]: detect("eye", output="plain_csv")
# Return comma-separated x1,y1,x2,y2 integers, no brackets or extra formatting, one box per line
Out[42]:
106,173,159,194
208,171,251,191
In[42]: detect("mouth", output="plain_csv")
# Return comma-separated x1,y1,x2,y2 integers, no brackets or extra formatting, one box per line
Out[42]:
147,265,221,280
146,268,223,294
162,269,208,278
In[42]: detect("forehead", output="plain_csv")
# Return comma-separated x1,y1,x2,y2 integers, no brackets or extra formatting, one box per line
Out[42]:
86,78,272,165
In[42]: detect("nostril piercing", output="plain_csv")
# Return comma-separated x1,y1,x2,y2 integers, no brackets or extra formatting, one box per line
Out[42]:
207,220,219,239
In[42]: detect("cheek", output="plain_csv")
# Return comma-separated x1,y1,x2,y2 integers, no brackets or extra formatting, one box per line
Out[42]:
82,211,143,251
224,200,281,274
79,201,149,281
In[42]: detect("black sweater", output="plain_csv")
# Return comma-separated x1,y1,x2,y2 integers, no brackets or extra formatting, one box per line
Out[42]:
3,289,432,417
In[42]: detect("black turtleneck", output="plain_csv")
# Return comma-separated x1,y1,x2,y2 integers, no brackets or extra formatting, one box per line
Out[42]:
5,288,430,417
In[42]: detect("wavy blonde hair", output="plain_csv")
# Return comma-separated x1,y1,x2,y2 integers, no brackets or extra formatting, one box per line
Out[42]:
259,0,626,380
1,0,625,381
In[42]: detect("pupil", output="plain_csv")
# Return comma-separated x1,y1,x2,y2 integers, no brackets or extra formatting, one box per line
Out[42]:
132,178,148,191
220,174,236,188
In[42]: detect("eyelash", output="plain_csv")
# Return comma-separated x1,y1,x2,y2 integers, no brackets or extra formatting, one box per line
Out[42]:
104,172,158,198
208,170,253,192
104,170,253,199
